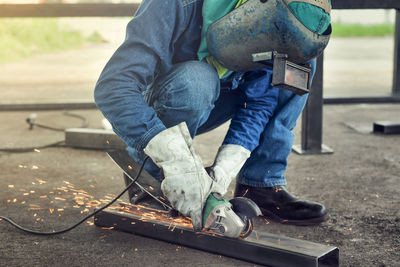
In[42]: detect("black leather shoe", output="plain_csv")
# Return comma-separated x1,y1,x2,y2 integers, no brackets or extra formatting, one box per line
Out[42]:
234,184,328,225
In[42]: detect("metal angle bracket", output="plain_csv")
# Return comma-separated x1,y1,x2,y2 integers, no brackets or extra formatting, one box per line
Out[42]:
94,204,339,267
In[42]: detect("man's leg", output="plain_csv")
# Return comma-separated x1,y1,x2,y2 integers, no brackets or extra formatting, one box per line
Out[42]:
235,59,328,225
126,61,221,181
237,88,308,187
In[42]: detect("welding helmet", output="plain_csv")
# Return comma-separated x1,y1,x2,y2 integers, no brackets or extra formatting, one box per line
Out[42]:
206,0,332,72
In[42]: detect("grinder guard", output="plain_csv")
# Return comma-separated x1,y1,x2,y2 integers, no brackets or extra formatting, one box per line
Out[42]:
206,0,331,72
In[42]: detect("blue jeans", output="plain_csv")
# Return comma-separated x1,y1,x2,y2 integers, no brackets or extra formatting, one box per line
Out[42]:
127,60,313,187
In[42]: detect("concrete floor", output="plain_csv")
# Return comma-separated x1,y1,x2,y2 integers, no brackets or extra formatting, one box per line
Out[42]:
0,37,400,266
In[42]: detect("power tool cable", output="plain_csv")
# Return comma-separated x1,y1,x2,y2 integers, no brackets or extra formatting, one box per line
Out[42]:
0,111,87,153
0,156,149,235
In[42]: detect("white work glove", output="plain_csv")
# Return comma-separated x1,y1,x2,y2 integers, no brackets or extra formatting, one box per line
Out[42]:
209,144,251,196
144,122,214,231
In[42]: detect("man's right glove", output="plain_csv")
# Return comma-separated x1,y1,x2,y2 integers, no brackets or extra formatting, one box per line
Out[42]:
143,122,214,231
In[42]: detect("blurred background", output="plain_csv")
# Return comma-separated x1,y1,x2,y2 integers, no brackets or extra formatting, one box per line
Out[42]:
0,0,397,103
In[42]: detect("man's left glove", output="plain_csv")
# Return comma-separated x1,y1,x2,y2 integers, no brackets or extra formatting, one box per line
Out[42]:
209,144,251,196
144,122,214,231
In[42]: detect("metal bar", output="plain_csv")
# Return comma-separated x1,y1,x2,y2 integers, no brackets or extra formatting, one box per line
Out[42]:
332,0,400,9
0,3,139,17
0,101,96,111
65,128,126,150
293,54,333,155
324,96,400,104
373,121,400,134
393,10,400,96
94,204,339,267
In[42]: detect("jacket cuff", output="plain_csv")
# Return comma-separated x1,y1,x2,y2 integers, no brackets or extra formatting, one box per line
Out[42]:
136,123,167,151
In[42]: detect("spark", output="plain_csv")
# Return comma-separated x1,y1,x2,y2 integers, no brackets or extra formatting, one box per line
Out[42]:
13,199,17,203
7,200,11,203
39,195,47,199
106,140,110,144
128,165,133,170
57,208,64,212
21,201,26,204
149,186,154,191
55,197,66,201
23,193,29,196
101,227,114,230
242,189,249,197
8,185,14,188
49,208,54,214
134,248,138,252
81,208,89,213
264,219,270,225
35,178,46,184
30,190,35,194
31,165,39,170
34,149,40,152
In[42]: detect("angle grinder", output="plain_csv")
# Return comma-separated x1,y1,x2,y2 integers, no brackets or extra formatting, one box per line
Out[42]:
203,192,261,238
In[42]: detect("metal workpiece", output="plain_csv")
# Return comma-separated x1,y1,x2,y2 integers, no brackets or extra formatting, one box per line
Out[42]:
373,121,400,134
94,203,339,267
65,128,127,150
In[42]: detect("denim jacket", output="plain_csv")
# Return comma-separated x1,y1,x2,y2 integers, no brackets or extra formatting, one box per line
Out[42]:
94,0,278,152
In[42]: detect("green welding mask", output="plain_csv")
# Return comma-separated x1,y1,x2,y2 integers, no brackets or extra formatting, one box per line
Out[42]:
206,0,332,72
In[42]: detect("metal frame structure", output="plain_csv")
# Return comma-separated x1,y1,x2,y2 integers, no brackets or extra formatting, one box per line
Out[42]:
1,0,399,153
294,0,400,154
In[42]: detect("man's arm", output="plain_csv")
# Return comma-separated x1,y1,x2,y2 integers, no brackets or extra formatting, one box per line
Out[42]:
94,0,188,150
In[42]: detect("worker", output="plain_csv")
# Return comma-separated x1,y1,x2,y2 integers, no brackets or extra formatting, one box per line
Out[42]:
95,0,332,232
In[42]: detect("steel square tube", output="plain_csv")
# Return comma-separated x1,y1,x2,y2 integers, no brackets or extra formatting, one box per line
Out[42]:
373,121,400,134
94,204,338,267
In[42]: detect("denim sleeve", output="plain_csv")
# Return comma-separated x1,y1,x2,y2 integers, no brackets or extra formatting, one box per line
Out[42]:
94,0,188,150
223,69,279,151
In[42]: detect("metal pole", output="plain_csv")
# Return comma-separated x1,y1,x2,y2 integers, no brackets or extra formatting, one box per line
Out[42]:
393,9,400,96
293,54,333,154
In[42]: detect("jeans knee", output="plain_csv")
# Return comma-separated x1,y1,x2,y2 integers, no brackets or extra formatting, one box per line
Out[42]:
153,61,220,112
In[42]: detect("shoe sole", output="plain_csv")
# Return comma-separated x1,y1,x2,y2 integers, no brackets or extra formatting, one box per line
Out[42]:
261,208,329,226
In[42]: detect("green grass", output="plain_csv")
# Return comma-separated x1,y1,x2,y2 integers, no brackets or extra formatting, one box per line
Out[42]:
0,19,395,65
0,18,104,65
331,23,394,37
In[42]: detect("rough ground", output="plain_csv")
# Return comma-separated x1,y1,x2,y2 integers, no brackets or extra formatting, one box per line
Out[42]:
0,35,399,266
1,104,399,266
